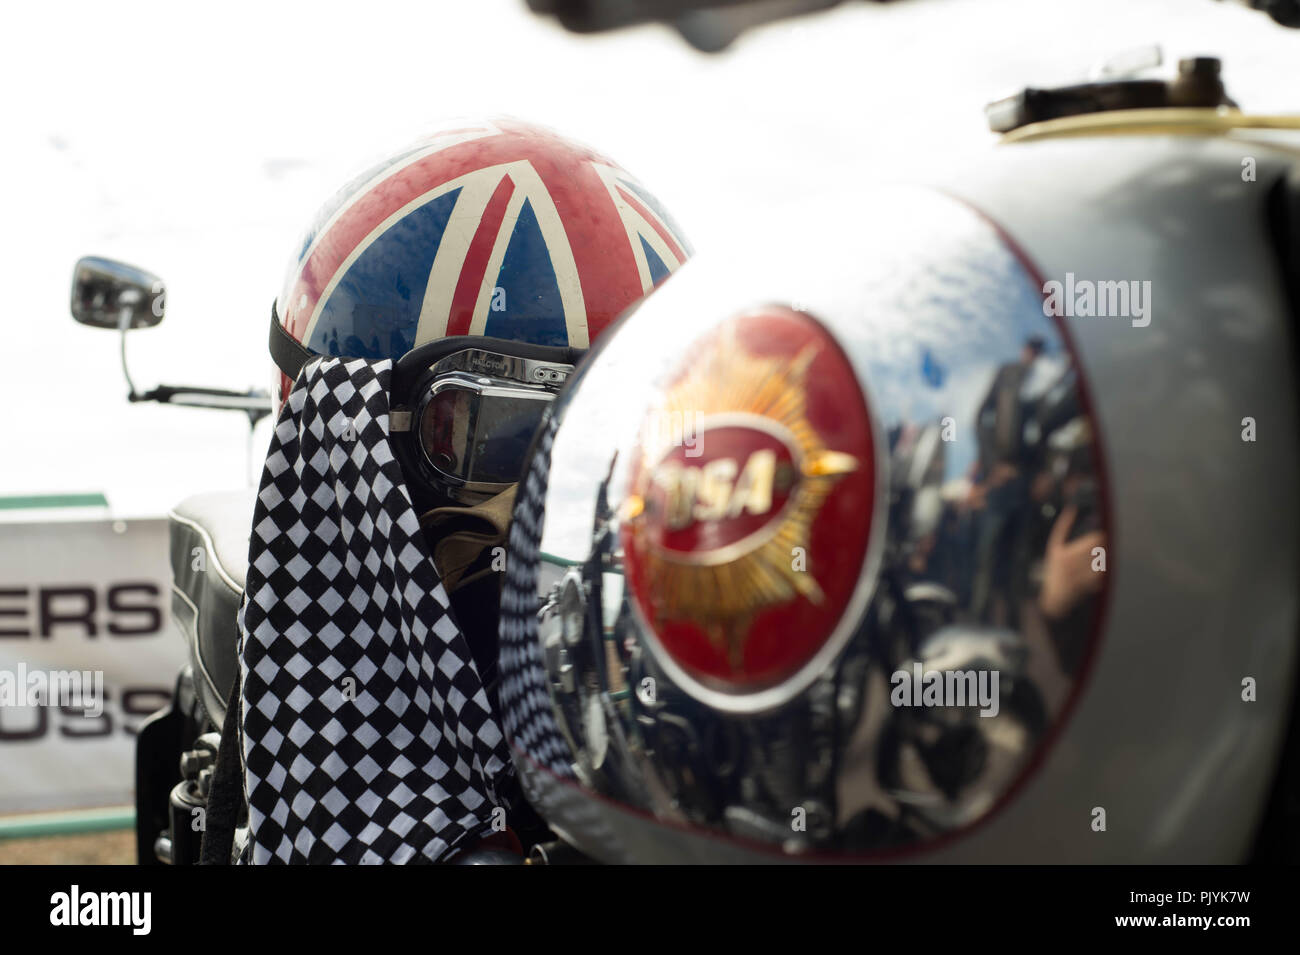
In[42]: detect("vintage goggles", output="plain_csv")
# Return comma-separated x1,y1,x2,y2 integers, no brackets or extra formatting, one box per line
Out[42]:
391,338,579,503
269,308,582,505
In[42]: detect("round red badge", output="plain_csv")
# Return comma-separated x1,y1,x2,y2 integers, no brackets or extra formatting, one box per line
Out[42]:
621,306,877,699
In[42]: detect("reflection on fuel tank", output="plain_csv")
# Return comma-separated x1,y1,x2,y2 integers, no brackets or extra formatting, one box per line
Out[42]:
511,193,1112,857
530,329,1108,852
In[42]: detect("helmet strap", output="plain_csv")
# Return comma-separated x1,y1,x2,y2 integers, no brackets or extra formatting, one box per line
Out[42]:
269,302,316,382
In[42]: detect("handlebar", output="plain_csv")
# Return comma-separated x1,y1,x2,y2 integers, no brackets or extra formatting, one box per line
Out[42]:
129,384,273,423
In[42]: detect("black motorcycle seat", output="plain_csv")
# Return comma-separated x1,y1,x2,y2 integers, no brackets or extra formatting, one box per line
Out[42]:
169,490,256,728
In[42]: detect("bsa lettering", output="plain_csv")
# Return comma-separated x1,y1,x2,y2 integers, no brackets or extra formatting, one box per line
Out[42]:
655,449,777,530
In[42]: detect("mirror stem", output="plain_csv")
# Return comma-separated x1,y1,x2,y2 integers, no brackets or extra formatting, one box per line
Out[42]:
117,306,140,399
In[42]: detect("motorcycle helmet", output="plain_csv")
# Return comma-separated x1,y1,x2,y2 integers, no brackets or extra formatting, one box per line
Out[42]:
268,117,692,508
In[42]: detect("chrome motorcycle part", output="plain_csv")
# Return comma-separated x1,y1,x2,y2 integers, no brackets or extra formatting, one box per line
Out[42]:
70,256,164,330
986,56,1236,134
166,779,206,866
501,118,1300,862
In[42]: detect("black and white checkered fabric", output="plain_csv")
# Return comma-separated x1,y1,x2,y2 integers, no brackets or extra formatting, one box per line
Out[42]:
498,413,576,778
238,357,511,864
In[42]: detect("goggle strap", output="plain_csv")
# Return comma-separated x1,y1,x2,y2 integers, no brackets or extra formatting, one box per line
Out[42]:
272,301,586,387
269,302,317,383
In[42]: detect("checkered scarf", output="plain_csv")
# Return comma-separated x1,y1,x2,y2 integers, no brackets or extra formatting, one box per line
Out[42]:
498,411,578,779
237,357,511,864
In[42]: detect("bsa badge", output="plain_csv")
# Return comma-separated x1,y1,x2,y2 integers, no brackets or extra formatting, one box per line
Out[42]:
621,306,878,698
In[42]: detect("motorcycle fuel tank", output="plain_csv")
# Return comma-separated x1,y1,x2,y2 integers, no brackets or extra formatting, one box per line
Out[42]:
499,110,1300,863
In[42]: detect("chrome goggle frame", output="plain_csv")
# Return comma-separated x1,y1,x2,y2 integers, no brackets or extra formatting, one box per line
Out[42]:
390,338,581,506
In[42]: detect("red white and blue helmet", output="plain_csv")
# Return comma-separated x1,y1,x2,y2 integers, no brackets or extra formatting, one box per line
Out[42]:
271,117,693,404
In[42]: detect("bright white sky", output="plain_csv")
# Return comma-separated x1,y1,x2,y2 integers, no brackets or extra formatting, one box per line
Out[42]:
2,0,1297,516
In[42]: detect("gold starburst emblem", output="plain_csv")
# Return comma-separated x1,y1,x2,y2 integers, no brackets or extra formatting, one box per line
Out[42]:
623,326,859,672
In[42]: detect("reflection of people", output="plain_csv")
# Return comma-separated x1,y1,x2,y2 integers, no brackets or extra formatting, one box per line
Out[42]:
976,336,1043,477
968,337,1044,625
1039,506,1106,620
1038,491,1107,676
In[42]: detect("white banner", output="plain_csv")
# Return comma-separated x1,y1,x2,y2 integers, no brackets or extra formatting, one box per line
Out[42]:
0,515,187,814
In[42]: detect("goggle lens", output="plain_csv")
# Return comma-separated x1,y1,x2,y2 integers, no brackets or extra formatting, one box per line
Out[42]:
418,385,552,487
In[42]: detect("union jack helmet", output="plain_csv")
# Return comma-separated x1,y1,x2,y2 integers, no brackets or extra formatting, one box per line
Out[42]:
269,118,692,404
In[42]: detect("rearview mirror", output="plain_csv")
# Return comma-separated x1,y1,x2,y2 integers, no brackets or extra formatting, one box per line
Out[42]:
70,256,165,329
